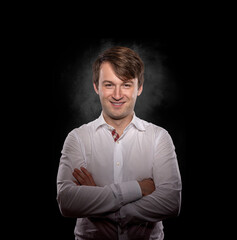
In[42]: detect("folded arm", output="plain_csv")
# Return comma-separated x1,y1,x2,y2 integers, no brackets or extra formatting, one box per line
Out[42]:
56,131,142,218
71,167,156,222
118,131,182,227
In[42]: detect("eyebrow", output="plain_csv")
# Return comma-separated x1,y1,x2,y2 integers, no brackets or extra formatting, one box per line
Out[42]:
102,79,134,84
102,80,113,84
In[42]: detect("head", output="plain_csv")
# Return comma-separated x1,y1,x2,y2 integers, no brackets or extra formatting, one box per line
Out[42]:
93,46,144,90
92,46,144,122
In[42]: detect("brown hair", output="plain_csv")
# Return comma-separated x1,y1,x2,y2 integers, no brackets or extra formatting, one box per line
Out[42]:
92,46,144,89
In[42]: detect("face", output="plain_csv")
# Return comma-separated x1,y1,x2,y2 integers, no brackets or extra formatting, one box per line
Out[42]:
93,62,143,122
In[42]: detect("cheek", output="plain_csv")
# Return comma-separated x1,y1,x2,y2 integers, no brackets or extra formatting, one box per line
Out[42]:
98,89,110,101
130,90,138,100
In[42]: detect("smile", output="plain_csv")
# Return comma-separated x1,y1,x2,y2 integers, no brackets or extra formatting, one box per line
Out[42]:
110,102,125,107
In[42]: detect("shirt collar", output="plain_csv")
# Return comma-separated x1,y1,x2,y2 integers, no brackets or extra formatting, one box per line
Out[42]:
130,113,146,131
94,112,146,132
94,112,108,130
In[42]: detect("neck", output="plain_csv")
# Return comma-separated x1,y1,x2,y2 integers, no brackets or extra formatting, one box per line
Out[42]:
103,112,134,135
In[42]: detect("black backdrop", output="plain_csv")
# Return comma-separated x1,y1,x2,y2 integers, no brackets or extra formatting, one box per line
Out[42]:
4,7,227,239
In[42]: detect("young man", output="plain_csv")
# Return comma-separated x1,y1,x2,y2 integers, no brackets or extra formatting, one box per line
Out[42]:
57,46,182,240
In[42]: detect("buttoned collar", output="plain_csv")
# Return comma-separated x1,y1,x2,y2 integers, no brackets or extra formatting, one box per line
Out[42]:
94,112,146,132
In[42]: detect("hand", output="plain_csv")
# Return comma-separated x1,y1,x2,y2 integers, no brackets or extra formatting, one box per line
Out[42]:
72,167,96,186
138,178,155,196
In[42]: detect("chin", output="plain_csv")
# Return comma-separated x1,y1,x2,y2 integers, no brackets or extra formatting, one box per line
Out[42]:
109,114,125,120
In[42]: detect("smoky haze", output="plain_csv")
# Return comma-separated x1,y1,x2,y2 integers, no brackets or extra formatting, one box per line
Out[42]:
60,39,178,128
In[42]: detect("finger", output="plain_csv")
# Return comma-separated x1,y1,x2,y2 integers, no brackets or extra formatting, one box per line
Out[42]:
80,167,92,179
80,167,90,176
73,170,85,184
74,168,91,185
74,168,87,180
74,168,83,175
73,180,80,185
81,167,96,186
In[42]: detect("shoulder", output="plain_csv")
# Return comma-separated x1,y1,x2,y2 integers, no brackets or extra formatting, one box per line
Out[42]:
68,119,96,140
62,122,94,150
68,114,103,137
137,117,168,137
136,117,174,146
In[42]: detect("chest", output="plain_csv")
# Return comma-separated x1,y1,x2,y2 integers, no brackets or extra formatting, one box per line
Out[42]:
84,131,155,186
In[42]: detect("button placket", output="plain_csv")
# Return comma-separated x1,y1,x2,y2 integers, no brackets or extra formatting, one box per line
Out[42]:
113,139,123,183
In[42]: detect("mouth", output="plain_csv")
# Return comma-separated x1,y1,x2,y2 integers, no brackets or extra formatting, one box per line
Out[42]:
110,101,125,107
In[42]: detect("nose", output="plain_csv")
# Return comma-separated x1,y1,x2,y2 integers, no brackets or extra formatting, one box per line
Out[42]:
112,86,123,100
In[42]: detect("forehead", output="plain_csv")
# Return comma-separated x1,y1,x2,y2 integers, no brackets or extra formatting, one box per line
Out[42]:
99,62,137,83
100,62,116,77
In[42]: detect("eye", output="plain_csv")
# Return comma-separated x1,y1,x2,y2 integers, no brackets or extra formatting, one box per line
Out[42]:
105,83,113,88
124,83,132,88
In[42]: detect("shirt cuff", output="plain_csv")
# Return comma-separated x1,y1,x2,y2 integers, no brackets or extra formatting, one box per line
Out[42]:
119,180,142,205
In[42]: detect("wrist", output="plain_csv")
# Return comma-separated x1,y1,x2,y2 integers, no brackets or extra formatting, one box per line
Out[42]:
138,181,144,196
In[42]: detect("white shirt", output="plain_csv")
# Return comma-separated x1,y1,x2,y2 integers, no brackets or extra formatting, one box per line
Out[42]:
57,113,182,240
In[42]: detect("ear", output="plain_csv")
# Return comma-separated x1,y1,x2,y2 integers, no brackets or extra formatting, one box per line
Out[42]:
93,82,99,94
137,84,143,96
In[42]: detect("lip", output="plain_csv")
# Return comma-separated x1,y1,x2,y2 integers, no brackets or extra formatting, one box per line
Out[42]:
110,101,125,108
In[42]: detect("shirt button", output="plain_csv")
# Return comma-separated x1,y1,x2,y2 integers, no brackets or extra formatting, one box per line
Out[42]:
116,161,120,166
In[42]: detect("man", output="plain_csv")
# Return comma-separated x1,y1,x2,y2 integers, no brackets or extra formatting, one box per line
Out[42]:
57,46,182,240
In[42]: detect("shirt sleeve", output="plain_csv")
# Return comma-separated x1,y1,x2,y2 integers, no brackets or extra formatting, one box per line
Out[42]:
56,130,142,218
118,130,182,227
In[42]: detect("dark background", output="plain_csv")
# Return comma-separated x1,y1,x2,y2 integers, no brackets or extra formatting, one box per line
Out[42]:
3,7,229,239
51,37,188,239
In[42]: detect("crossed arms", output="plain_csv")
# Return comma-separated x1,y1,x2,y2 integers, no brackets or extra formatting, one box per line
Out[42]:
56,130,182,226
73,167,155,196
